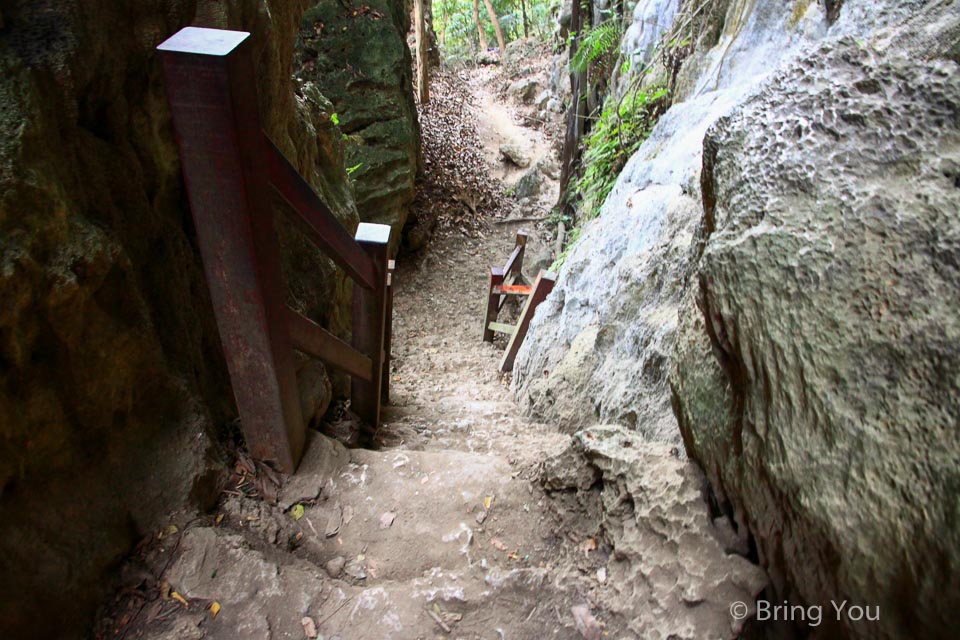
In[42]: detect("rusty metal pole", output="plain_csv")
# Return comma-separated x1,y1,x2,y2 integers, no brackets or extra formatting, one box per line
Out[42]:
351,223,391,439
157,27,305,472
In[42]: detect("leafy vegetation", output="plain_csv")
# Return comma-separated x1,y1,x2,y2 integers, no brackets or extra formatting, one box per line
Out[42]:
573,84,668,219
569,19,623,75
550,85,667,272
433,0,561,64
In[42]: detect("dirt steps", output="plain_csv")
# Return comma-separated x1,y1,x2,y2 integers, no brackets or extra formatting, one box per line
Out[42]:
96,67,768,640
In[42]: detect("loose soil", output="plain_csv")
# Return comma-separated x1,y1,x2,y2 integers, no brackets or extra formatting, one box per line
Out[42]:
93,68,615,640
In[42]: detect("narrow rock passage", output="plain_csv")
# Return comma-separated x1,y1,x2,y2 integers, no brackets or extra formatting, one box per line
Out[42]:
99,71,765,640
134,220,597,640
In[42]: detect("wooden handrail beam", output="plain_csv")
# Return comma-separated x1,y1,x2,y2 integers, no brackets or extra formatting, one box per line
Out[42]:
499,270,556,372
159,27,396,471
285,308,373,381
493,284,532,295
482,266,505,342
352,223,391,439
264,138,377,290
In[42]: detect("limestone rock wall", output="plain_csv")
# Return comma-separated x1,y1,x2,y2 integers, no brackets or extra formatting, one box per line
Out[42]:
516,0,960,636
0,0,391,637
671,14,960,638
514,0,828,440
297,0,421,251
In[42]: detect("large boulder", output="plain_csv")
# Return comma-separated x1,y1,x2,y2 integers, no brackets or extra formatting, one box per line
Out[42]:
518,0,960,636
297,0,421,251
671,32,960,639
514,0,824,440
0,1,362,637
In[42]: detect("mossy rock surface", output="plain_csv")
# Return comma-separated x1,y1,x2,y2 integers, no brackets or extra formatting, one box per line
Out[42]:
0,1,370,636
297,0,421,251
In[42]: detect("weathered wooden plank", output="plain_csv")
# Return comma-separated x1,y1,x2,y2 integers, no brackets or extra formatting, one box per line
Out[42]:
493,284,532,296
285,307,373,381
500,270,556,372
381,262,395,404
352,223,391,438
502,230,528,281
488,322,516,335
483,266,505,342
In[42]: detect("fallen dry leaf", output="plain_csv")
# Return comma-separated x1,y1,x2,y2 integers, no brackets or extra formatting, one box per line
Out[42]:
571,604,602,640
208,601,221,619
483,496,493,510
170,591,189,608
301,616,318,638
579,538,597,557
490,538,507,551
325,503,343,537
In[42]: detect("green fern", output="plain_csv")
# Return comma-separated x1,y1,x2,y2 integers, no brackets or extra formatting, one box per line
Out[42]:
572,84,669,219
570,20,624,74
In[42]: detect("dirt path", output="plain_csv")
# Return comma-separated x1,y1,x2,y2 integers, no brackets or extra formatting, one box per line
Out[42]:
97,72,613,640
97,66,769,640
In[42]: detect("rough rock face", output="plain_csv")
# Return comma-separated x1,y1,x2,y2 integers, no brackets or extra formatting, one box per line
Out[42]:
297,0,421,250
516,0,960,636
514,0,828,439
0,1,371,637
541,426,768,639
671,28,960,640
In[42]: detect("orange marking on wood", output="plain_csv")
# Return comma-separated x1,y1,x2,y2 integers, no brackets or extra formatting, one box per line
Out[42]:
493,284,532,295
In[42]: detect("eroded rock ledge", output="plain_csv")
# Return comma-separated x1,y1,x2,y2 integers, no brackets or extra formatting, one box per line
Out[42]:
541,425,767,639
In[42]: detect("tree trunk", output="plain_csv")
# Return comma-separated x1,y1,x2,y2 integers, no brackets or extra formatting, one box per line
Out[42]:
423,0,440,67
414,0,430,103
520,0,529,38
472,0,487,53
482,0,506,53
557,0,587,217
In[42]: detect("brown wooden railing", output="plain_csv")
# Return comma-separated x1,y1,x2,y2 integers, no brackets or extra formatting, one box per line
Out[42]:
482,231,555,372
157,27,393,473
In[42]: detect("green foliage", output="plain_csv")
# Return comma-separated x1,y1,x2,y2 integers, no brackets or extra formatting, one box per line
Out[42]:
572,84,669,219
346,162,363,176
434,0,561,64
569,20,624,74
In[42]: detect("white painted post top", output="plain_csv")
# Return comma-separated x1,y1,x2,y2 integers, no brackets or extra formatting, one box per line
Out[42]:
157,27,250,56
355,223,392,245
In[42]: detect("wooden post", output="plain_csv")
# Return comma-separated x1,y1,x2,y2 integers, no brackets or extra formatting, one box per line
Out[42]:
483,267,505,342
158,27,305,473
508,231,527,282
499,270,556,372
414,0,430,104
382,260,395,403
351,223,391,438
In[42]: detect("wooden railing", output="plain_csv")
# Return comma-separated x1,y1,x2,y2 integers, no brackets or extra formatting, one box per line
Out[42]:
157,27,393,473
483,231,555,372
